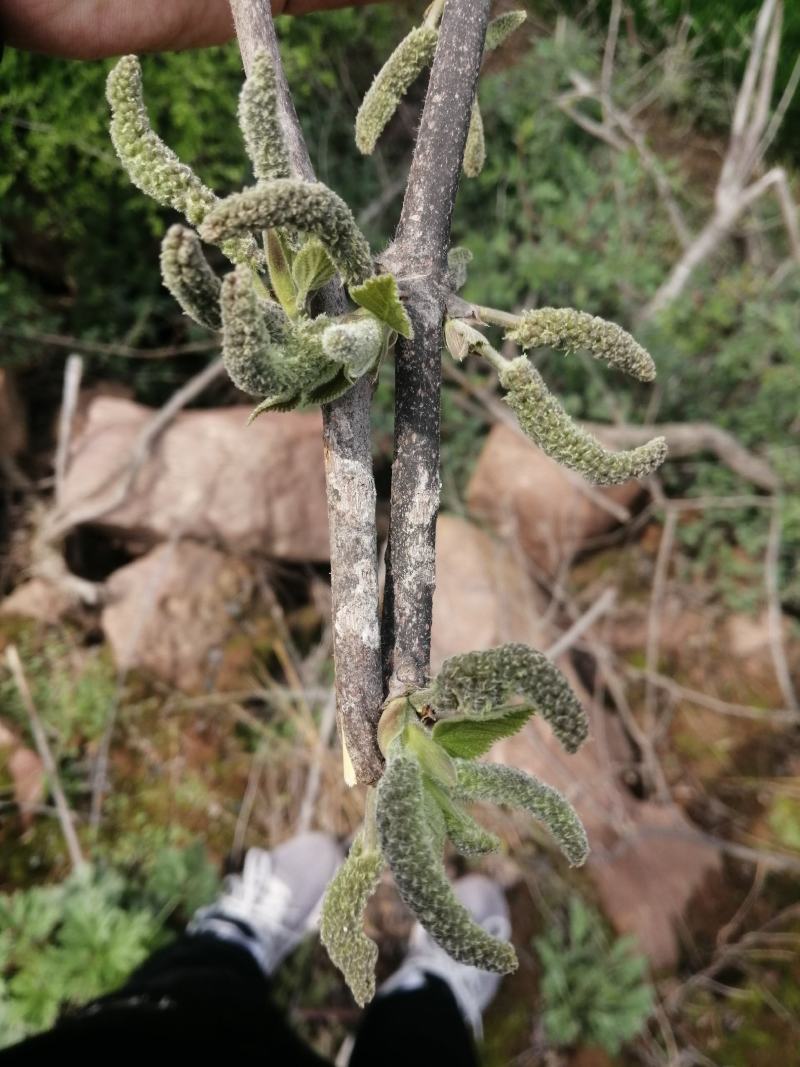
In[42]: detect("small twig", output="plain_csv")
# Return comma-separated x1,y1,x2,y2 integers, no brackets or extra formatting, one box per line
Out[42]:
644,508,677,727
544,587,617,660
47,357,225,541
54,354,83,507
0,327,218,360
296,690,338,834
233,747,267,858
5,645,86,872
764,502,799,714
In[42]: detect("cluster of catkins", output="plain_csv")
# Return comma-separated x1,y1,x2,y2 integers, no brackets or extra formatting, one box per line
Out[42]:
107,51,413,420
106,4,668,1008
320,643,590,1005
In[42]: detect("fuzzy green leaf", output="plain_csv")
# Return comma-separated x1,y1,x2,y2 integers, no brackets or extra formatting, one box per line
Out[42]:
432,706,533,759
349,273,413,339
266,230,297,317
292,238,336,305
463,101,485,179
484,10,527,52
425,779,502,855
403,723,457,787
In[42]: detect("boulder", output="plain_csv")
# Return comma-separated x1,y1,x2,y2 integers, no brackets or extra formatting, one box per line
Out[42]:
101,540,253,691
0,578,73,625
431,513,548,668
467,425,641,576
60,396,329,561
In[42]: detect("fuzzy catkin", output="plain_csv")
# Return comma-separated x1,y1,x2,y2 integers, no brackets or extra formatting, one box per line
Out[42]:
427,781,502,856
430,643,589,754
463,102,486,179
355,26,439,155
159,225,221,331
200,180,373,286
107,56,258,267
220,267,288,398
484,10,527,52
238,50,291,183
376,751,518,974
320,839,383,1006
499,358,668,484
507,307,656,382
454,760,589,867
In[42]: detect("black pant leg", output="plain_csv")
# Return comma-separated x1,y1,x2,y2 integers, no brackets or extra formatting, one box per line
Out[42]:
349,973,480,1067
0,934,330,1066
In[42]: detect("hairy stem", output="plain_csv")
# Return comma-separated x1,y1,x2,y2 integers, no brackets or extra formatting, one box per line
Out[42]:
230,0,383,783
380,0,491,692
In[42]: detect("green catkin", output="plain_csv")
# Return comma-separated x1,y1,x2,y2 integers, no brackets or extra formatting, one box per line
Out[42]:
376,751,518,974
220,267,288,399
498,357,668,484
238,50,291,183
200,180,373,286
159,225,222,331
484,10,527,52
430,644,589,754
454,760,589,867
320,838,383,1006
106,56,259,267
507,307,656,382
322,313,385,380
355,26,439,154
463,102,486,179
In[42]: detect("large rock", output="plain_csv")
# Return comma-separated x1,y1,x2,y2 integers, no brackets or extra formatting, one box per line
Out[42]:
0,578,73,625
431,513,720,970
431,513,547,668
467,425,641,576
0,368,27,457
60,396,329,561
101,540,253,691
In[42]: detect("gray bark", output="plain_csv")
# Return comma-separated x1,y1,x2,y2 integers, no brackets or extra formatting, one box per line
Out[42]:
231,0,383,783
380,0,491,692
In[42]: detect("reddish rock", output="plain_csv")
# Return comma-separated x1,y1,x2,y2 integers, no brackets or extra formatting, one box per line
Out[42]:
101,540,253,691
431,513,547,669
467,425,641,576
60,396,329,561
0,578,73,625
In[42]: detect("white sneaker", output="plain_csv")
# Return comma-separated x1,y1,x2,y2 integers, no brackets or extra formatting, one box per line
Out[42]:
378,874,512,1036
189,832,344,975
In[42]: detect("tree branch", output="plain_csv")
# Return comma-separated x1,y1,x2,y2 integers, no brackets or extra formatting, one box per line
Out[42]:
230,0,383,784
380,0,491,693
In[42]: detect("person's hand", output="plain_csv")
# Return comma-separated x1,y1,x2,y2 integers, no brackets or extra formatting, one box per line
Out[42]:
2,0,374,59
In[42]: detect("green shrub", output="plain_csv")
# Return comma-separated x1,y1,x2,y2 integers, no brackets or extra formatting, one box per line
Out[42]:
534,896,653,1054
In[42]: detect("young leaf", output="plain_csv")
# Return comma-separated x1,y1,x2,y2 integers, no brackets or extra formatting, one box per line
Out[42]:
429,644,589,754
266,230,297,317
498,358,668,485
322,313,386,380
403,722,457,787
454,760,589,867
320,836,383,1007
376,750,517,974
349,273,413,339
292,238,336,306
446,246,473,292
425,779,502,855
432,706,533,759
444,318,486,362
220,266,287,398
